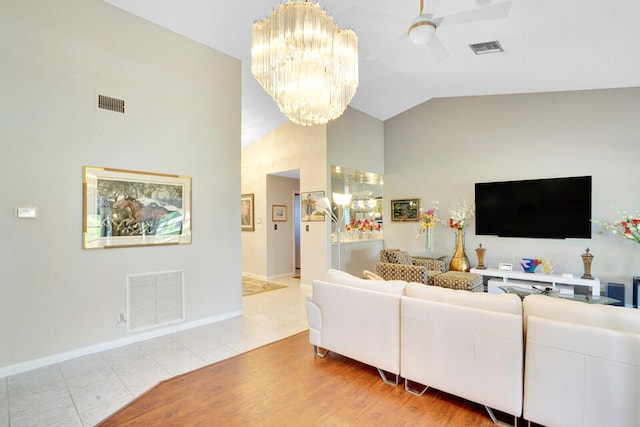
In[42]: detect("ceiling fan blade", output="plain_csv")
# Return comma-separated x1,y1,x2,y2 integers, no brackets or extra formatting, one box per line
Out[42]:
427,33,450,60
434,1,511,27
363,33,407,61
348,5,407,26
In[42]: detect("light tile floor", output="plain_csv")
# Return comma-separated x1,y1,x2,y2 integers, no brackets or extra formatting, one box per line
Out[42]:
0,277,310,427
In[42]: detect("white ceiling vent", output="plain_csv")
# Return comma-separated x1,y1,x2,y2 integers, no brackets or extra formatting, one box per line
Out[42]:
469,41,504,55
98,94,125,113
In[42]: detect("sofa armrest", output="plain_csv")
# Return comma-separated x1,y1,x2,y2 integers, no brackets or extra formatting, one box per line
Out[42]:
306,297,322,347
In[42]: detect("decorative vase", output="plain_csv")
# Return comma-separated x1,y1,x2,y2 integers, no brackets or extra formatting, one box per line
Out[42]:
449,230,470,272
581,248,594,279
425,227,433,252
475,243,486,269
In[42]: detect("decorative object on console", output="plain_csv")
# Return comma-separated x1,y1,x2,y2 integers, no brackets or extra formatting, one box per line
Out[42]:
581,248,594,279
541,257,553,275
474,243,486,269
498,262,513,271
416,200,439,252
448,199,474,272
520,258,542,273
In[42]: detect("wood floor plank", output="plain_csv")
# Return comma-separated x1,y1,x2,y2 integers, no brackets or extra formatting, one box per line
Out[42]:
98,331,519,426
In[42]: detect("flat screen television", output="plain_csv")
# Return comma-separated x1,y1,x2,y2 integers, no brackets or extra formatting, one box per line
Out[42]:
475,176,592,239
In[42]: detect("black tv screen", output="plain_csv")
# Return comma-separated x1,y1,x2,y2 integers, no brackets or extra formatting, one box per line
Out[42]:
475,176,592,239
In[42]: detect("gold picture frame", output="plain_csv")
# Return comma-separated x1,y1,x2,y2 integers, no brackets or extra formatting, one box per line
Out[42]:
83,166,192,249
272,205,287,222
390,198,421,222
241,193,255,231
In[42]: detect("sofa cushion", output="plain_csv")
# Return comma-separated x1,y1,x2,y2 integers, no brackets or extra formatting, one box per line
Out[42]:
363,270,384,281
523,294,640,334
433,271,483,291
405,282,522,315
326,269,406,296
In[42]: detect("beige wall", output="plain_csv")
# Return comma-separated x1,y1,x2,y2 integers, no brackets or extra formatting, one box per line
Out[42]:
384,88,640,304
266,175,299,278
327,107,385,175
241,121,328,284
242,108,386,285
0,0,241,375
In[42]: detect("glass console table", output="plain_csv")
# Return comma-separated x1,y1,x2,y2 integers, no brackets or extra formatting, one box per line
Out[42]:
499,286,620,305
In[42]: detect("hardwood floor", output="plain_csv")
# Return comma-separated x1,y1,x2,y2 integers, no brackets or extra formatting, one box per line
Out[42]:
98,331,519,426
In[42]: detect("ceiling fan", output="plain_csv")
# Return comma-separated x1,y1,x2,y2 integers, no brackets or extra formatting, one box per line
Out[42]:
364,0,512,60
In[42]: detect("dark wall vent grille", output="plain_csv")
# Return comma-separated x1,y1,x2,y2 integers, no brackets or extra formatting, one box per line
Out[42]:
469,41,504,55
98,94,125,113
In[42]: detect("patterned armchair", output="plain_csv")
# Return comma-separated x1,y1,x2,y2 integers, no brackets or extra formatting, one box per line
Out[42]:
376,248,446,285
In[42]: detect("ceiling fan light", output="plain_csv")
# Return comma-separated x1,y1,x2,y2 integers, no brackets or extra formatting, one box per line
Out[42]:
408,17,436,45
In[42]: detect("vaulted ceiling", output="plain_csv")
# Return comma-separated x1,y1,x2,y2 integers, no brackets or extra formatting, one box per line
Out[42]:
102,0,640,147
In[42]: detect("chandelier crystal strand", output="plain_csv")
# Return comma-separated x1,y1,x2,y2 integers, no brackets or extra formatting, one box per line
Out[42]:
251,1,358,126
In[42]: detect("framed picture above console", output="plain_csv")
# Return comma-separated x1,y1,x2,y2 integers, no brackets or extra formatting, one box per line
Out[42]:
390,198,420,222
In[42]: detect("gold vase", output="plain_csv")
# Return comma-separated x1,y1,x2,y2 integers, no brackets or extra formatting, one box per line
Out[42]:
449,230,470,272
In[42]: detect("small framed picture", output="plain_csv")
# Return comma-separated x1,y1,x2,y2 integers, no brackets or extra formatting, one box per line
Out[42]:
390,198,420,222
498,263,513,271
241,193,255,231
272,205,287,222
301,191,325,222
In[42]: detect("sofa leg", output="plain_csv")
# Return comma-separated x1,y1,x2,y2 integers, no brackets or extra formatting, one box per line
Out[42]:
313,345,328,358
483,406,517,426
485,406,498,424
376,368,399,386
404,378,429,396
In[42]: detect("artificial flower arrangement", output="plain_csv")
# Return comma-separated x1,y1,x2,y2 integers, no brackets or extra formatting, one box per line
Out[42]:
593,209,640,245
346,218,381,232
448,199,475,230
416,200,440,238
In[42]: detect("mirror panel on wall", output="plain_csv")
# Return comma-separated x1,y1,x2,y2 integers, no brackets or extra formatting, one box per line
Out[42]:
330,165,383,242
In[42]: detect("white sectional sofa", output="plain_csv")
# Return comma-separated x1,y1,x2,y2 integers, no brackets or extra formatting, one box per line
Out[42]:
306,269,523,423
401,283,523,424
306,269,407,385
523,294,640,427
307,270,640,426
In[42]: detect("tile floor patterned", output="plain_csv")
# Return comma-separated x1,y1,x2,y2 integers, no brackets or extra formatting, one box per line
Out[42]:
0,276,309,426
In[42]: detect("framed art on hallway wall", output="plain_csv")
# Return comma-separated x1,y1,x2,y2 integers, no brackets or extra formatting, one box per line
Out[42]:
83,166,192,249
272,205,287,222
241,193,255,231
301,191,325,222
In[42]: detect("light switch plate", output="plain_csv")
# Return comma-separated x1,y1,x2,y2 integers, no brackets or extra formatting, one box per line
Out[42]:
16,206,38,219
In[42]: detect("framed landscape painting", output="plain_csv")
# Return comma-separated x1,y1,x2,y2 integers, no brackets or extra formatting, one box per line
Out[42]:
390,198,420,222
272,205,287,222
83,166,192,249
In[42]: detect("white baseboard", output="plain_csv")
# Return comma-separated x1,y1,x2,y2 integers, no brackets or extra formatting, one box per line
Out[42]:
0,310,243,379
242,272,268,281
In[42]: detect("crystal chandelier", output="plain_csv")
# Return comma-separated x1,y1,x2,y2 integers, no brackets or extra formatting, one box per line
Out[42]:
251,1,358,126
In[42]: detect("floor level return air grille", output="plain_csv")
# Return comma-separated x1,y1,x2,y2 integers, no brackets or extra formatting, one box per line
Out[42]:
126,270,184,332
